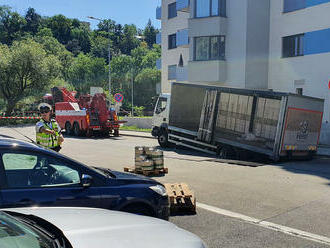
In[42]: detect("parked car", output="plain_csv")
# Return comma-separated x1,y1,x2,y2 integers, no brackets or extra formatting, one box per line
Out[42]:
0,139,169,220
1,207,207,248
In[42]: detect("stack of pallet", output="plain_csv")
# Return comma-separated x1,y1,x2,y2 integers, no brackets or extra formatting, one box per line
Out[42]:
124,146,168,176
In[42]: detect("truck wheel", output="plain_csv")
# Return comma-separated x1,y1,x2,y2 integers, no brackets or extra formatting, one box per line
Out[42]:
158,131,169,148
73,122,81,136
218,146,236,159
65,122,72,135
114,129,119,137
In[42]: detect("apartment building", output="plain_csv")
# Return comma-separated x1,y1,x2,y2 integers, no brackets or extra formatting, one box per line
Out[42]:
269,0,330,142
156,0,330,143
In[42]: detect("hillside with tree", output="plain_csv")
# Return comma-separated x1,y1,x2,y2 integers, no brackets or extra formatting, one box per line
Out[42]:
0,5,160,115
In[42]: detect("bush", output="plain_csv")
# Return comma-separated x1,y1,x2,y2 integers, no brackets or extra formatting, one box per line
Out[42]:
0,119,37,127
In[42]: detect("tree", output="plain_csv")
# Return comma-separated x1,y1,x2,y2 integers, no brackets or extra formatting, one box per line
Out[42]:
0,6,27,45
24,7,41,35
110,55,133,97
134,68,160,109
143,19,158,49
67,53,107,94
120,24,140,55
0,39,61,114
70,27,91,54
90,35,110,62
34,30,74,80
47,14,72,44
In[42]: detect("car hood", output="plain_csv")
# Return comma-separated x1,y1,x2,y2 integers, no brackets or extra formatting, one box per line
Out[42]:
106,169,161,185
8,207,205,248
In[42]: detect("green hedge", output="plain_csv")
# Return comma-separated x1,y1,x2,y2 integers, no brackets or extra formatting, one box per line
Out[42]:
0,119,37,127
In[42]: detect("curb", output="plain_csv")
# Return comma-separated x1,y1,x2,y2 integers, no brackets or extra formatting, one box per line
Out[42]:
120,132,155,140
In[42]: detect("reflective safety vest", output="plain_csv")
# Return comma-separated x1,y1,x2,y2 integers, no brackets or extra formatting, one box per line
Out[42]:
36,119,60,149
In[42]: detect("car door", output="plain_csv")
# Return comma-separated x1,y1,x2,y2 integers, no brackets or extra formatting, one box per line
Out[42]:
0,150,103,209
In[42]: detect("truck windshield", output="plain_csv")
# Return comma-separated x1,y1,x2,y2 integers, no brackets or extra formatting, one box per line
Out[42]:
155,97,168,114
0,212,54,248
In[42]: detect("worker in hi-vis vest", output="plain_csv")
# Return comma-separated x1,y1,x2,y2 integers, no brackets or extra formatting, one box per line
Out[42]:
36,103,64,152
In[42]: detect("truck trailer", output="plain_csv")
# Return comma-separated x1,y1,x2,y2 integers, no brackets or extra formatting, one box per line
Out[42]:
152,83,324,161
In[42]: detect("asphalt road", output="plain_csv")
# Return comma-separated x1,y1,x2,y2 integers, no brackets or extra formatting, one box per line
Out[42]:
2,125,330,247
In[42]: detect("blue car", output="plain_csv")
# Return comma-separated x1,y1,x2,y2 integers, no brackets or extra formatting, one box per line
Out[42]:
0,139,169,220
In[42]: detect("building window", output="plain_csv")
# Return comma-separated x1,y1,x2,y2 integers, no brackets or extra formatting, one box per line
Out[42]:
168,2,177,19
195,0,226,18
282,34,304,58
194,36,225,61
283,0,305,13
168,33,177,49
168,65,177,80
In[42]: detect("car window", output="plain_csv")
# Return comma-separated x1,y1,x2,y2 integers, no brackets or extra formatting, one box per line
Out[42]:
2,153,37,170
2,152,80,188
47,158,81,186
0,212,54,248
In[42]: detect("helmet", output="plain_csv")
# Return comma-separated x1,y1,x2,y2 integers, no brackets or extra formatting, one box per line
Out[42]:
38,102,52,111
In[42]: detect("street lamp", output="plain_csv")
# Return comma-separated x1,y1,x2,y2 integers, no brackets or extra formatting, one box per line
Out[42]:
131,35,144,116
87,16,112,101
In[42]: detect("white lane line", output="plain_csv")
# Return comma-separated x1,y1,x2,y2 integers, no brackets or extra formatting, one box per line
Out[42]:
197,202,330,246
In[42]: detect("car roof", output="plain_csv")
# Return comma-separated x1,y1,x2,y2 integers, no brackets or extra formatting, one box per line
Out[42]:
0,138,40,149
0,138,95,171
0,138,58,156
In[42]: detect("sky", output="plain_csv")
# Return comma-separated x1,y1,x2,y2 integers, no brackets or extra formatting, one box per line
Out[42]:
0,0,161,30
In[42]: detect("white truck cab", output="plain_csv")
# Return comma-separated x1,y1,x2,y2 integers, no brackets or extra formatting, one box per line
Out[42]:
152,93,171,147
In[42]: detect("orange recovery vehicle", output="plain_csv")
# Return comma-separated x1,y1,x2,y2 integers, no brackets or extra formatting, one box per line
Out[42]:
44,87,125,137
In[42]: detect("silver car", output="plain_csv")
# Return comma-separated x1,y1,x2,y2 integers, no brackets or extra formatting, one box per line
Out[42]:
1,207,206,248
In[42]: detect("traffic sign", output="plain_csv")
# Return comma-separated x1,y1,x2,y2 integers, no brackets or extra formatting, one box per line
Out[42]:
114,93,123,103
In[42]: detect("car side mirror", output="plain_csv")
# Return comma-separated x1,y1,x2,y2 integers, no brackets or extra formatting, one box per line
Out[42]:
81,174,93,187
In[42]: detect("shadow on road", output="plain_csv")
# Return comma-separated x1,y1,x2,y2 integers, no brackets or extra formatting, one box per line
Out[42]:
270,157,330,185
159,145,330,184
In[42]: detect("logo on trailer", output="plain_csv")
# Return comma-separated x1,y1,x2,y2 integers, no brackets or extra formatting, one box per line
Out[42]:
297,120,309,140
114,93,123,103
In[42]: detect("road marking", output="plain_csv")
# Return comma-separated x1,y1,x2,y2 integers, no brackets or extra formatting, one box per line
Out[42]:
197,202,330,246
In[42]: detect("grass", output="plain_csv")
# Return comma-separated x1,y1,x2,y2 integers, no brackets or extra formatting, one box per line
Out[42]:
120,125,151,132
118,116,153,120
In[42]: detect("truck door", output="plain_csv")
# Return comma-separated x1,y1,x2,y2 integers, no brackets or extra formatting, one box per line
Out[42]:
197,90,218,143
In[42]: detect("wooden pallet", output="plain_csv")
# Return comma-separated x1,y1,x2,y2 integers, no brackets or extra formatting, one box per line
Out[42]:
164,183,196,213
124,167,168,176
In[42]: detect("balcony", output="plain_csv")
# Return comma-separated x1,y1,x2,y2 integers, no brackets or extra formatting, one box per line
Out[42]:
188,60,227,83
177,0,190,12
156,32,161,45
176,66,188,82
156,58,161,70
189,16,227,37
156,6,162,20
176,29,189,48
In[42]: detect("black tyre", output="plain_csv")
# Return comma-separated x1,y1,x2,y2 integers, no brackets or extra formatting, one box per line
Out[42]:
218,146,236,159
65,122,72,135
121,204,154,217
158,131,169,148
114,129,119,137
73,122,80,136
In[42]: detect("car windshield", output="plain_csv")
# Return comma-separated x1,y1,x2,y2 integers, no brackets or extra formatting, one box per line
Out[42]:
0,212,54,248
